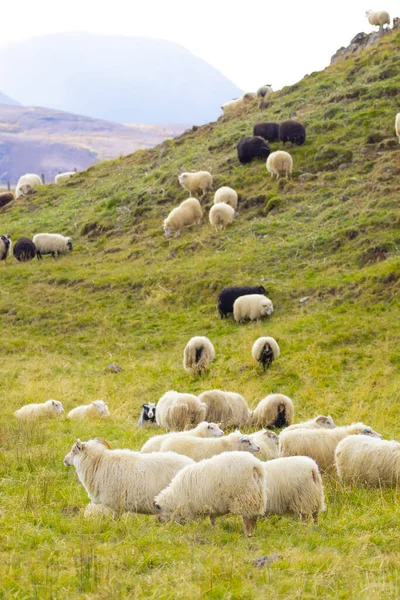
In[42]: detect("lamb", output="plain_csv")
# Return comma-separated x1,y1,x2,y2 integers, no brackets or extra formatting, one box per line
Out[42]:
253,122,280,143
0,235,12,261
138,403,157,427
217,285,267,318
213,186,238,209
156,390,207,431
154,451,266,536
15,174,42,198
279,120,306,146
183,336,215,375
163,197,203,238
279,422,382,471
252,394,294,428
0,191,14,208
13,237,36,262
63,438,194,514
233,294,274,323
178,171,213,197
237,136,270,164
252,336,280,370
160,431,261,461
198,390,251,428
248,429,279,461
15,399,64,420
365,10,390,28
266,151,293,179
141,421,224,453
285,415,336,431
395,113,400,143
209,203,235,231
335,436,400,486
67,400,110,420
55,172,75,184
261,456,325,522
32,233,73,260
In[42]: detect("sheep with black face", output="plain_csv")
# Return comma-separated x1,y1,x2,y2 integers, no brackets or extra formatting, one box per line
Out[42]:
138,403,157,427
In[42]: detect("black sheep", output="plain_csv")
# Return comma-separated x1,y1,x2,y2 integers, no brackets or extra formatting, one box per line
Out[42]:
138,403,156,427
13,237,36,262
0,192,14,208
279,120,306,146
237,136,270,164
253,122,280,143
217,285,267,318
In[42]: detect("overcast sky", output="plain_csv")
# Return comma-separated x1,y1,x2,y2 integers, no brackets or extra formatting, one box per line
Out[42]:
2,1,398,91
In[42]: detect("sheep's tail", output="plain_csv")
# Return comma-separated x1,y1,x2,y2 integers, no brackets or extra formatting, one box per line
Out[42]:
274,404,287,428
169,404,190,431
260,343,274,370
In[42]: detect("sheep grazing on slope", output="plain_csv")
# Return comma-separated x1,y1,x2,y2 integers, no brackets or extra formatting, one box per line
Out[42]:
395,113,400,143
154,451,266,536
213,186,238,210
217,285,267,319
199,390,251,428
163,197,203,238
366,10,390,28
141,421,224,453
67,400,110,420
285,415,336,431
253,122,280,143
156,390,207,431
55,172,75,184
183,336,215,375
15,174,42,198
0,192,14,208
160,431,260,461
249,430,279,461
178,171,213,197
252,336,280,370
237,136,270,164
266,151,293,179
32,233,73,260
13,237,36,262
257,85,273,99
279,423,382,472
64,438,194,515
222,93,256,114
252,394,294,428
233,294,274,323
0,235,12,261
209,203,235,231
335,436,400,486
279,120,306,146
138,403,157,427
15,399,64,420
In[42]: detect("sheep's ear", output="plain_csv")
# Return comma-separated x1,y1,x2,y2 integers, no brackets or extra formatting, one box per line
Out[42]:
96,438,111,449
52,400,57,405
239,437,245,442
142,404,147,408
315,415,326,423
75,439,83,451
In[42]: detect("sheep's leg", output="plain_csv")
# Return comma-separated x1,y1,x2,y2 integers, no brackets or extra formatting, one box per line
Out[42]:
300,512,311,523
210,515,216,526
243,516,257,537
51,252,56,259
312,511,319,524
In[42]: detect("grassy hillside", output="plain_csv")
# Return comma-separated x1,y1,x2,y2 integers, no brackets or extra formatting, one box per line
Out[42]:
0,31,399,599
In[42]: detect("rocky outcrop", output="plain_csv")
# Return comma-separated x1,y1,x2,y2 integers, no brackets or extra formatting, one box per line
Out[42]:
330,19,399,64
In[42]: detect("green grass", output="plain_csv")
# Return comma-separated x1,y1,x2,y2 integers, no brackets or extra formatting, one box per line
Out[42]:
1,31,400,599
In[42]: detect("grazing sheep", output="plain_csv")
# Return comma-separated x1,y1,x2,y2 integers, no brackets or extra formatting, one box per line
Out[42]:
55,172,75,184
253,122,280,143
160,430,260,461
266,151,293,179
13,237,36,262
64,438,194,514
183,336,215,375
213,186,238,210
0,234,12,261
199,390,251,428
279,120,306,146
217,285,267,319
395,113,400,143
335,436,400,486
209,203,235,231
178,171,213,197
249,429,279,461
285,416,336,431
163,197,203,238
0,192,14,208
156,390,207,431
237,136,270,164
138,403,157,427
233,294,274,323
365,9,390,28
15,174,42,198
252,337,280,370
252,394,294,428
141,421,224,453
32,233,73,260
67,400,110,420
222,93,256,114
15,399,64,420
257,85,273,99
154,451,266,536
262,456,325,522
279,423,382,471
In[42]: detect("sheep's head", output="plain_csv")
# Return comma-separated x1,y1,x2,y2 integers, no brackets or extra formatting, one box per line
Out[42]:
239,436,260,453
206,422,224,437
316,415,336,429
66,238,73,251
20,184,33,195
257,285,267,295
93,400,110,417
353,423,382,439
141,403,156,422
261,299,274,316
263,430,279,445
178,173,188,186
163,221,173,239
48,399,64,414
64,439,84,466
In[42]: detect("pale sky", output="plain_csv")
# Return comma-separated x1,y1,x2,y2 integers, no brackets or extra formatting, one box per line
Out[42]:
2,1,399,92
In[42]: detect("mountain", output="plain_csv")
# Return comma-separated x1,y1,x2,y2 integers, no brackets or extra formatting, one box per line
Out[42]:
0,90,20,106
0,33,242,124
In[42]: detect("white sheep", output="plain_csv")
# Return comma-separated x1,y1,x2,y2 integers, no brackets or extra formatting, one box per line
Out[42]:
15,174,42,198
213,186,238,210
160,430,261,461
249,429,279,461
285,415,336,431
365,10,390,28
156,390,207,431
252,394,294,428
252,336,280,370
0,234,12,261
335,435,400,486
198,390,251,428
163,197,203,238
67,400,110,420
14,399,64,420
178,171,213,197
233,294,274,323
395,113,400,143
183,336,215,375
55,172,76,184
209,203,235,231
257,85,273,98
266,151,293,179
141,421,224,453
221,93,256,114
32,233,72,259
63,438,194,514
154,451,266,536
279,422,382,471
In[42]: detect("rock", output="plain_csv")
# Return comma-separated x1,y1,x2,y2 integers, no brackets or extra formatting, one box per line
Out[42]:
298,172,315,181
253,554,282,568
338,163,352,171
299,296,309,303
339,195,350,202
350,32,367,45
104,363,122,374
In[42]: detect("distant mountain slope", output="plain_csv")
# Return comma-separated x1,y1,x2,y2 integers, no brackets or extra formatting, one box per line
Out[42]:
0,33,242,124
0,90,20,106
